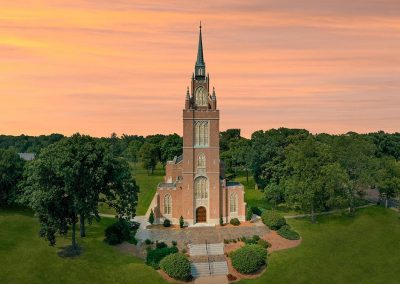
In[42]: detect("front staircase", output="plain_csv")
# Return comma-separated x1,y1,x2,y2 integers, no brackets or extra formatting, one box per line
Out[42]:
188,242,228,278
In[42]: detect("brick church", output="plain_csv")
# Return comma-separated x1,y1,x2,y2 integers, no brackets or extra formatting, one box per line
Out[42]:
149,25,246,226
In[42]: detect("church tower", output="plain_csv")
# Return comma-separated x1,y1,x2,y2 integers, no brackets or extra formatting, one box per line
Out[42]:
152,24,246,226
181,23,221,224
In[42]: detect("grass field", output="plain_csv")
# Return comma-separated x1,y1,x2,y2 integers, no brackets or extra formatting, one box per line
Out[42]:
99,163,164,216
0,207,166,284
240,206,400,284
1,206,399,283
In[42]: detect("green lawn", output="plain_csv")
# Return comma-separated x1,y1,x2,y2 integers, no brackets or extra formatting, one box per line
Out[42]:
0,207,166,284
1,206,399,283
99,163,164,216
240,206,400,284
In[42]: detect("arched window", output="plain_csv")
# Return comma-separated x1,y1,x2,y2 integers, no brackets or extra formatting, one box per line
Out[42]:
195,87,207,106
195,177,208,199
198,153,206,168
164,194,172,215
194,121,209,146
230,193,238,213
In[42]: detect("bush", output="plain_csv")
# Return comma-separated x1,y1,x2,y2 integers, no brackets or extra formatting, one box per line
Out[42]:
160,253,191,281
145,239,152,245
172,241,177,247
257,239,271,249
277,225,300,240
148,209,155,225
253,235,260,241
146,246,178,269
104,219,131,245
230,218,241,226
179,216,184,228
251,206,262,216
156,241,167,249
220,216,224,226
230,244,267,274
261,211,286,230
246,207,253,221
163,219,171,227
224,239,229,244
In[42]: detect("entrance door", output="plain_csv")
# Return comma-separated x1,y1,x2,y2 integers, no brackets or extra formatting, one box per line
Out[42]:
196,207,207,223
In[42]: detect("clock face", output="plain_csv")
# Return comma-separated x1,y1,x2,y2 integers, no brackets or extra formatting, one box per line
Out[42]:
195,87,207,106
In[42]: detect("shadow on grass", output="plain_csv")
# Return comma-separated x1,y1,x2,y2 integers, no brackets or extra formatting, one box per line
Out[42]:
58,245,83,258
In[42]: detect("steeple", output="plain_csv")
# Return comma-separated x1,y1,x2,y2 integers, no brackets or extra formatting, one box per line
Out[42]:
195,22,205,79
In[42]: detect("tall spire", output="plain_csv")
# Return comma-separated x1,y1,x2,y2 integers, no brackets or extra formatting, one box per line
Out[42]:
195,22,205,78
196,21,205,67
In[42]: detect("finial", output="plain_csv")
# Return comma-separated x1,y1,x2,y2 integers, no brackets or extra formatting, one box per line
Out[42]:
199,21,202,30
186,87,190,99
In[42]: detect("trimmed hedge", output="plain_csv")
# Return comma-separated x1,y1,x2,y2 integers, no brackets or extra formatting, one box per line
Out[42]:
277,224,300,240
261,211,286,230
160,253,191,281
230,244,267,274
104,219,131,245
230,218,241,226
146,246,178,269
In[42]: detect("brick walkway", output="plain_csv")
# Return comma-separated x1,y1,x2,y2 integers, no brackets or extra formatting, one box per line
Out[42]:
144,221,269,244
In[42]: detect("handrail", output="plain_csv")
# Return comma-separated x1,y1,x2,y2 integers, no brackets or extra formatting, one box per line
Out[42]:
205,240,211,275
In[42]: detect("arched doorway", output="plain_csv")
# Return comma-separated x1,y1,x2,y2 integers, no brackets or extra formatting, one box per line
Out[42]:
196,206,207,223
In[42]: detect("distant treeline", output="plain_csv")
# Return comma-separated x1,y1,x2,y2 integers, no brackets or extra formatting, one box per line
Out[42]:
1,129,400,219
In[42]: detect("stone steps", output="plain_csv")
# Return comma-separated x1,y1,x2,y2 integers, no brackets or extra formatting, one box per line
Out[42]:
188,243,224,256
190,261,229,277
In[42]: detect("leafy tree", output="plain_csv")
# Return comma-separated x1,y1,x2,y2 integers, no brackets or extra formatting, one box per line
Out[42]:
179,216,184,228
376,157,400,208
250,128,309,189
139,142,159,175
0,148,24,206
160,134,182,167
330,134,376,214
20,134,139,252
283,136,339,222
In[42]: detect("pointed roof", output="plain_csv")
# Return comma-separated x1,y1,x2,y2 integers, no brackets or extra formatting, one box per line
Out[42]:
195,22,205,67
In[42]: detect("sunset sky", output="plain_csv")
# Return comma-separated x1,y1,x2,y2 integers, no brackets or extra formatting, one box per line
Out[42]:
1,0,400,138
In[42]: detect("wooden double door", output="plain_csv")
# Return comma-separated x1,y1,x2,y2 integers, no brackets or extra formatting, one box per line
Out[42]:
196,206,207,223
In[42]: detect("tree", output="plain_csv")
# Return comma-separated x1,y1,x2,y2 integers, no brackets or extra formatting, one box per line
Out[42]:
160,134,182,167
0,148,24,206
283,136,336,222
376,157,400,208
20,134,139,252
148,209,155,224
331,134,376,214
139,142,158,175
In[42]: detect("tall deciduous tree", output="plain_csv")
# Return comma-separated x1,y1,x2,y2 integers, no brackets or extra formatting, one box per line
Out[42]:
160,134,182,167
0,148,24,206
331,134,376,214
20,134,138,252
376,157,400,208
139,142,159,175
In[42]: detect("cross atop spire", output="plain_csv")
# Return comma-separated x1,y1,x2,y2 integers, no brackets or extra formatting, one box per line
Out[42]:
195,22,205,78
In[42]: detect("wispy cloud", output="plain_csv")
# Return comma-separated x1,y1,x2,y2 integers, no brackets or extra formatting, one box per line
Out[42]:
0,0,399,137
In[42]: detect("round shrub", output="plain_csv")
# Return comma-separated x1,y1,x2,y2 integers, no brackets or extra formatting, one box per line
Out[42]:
146,246,178,269
160,253,191,281
230,244,267,274
163,219,171,227
261,211,286,230
277,224,300,240
104,219,131,245
230,218,241,226
257,239,271,249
